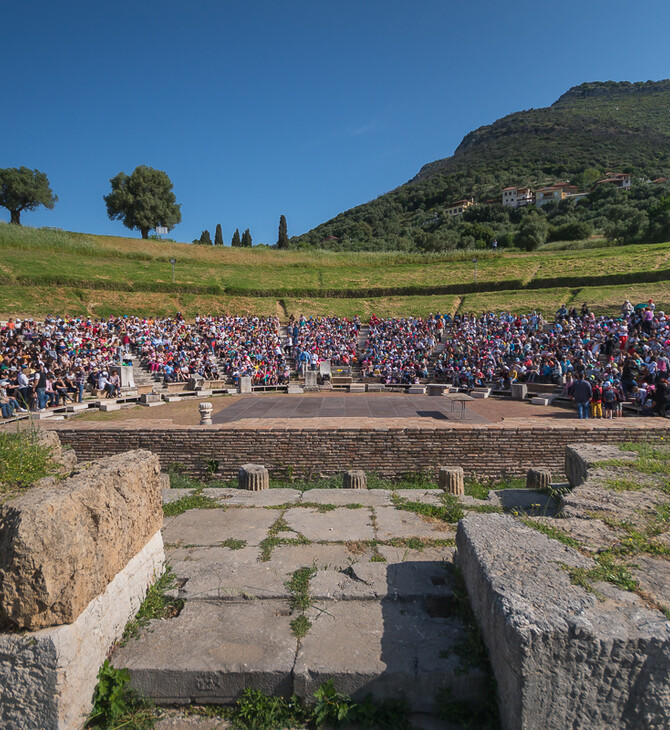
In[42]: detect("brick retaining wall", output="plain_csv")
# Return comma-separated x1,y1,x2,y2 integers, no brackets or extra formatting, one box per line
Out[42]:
53,424,670,480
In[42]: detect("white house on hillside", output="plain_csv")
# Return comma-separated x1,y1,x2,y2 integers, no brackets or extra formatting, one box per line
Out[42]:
501,187,534,208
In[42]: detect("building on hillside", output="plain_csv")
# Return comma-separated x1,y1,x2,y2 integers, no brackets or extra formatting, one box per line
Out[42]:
445,198,475,217
535,182,578,207
502,187,534,208
593,173,631,190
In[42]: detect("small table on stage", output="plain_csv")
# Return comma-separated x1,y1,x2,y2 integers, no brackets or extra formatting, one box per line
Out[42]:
444,393,474,420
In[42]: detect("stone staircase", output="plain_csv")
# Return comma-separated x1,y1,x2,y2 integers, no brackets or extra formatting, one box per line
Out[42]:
113,488,489,723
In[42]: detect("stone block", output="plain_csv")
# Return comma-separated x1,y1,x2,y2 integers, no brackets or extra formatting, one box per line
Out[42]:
526,468,551,490
427,384,447,396
565,443,635,487
113,600,296,705
162,508,276,548
187,376,205,391
140,392,161,404
195,389,213,397
470,388,491,398
456,514,670,730
111,364,135,389
238,463,269,491
342,469,367,489
438,466,464,495
348,383,366,393
366,383,383,392
374,507,454,541
304,371,318,392
0,450,163,629
239,376,252,394
294,599,484,713
407,385,426,394
162,395,182,402
99,402,121,412
65,403,89,413
0,530,164,730
287,385,304,394
510,383,527,400
530,396,550,406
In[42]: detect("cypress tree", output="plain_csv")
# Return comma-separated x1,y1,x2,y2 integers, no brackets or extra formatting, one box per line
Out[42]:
215,223,224,246
277,214,289,249
199,229,212,245
241,228,252,247
231,228,241,247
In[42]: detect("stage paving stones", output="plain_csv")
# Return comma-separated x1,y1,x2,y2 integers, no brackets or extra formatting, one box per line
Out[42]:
114,488,498,718
211,394,491,424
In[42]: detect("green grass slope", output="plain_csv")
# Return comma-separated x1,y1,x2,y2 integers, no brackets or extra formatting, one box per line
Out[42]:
2,223,670,318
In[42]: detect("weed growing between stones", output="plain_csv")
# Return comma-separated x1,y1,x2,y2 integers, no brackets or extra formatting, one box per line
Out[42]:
391,492,465,523
563,553,639,597
162,489,222,517
0,427,57,500
119,567,184,645
259,512,311,561
286,566,316,612
518,517,581,549
301,501,337,512
86,660,154,729
220,538,246,550
286,565,317,639
178,682,412,729
386,537,456,550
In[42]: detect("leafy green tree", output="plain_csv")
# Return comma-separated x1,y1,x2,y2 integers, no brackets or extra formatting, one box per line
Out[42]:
647,195,670,242
241,228,252,247
199,229,212,245
104,165,181,239
277,215,289,249
231,228,241,247
0,167,57,225
517,216,548,250
215,223,224,246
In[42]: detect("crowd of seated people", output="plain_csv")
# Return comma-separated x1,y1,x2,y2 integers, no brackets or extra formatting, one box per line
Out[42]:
288,315,360,373
359,315,440,384
2,299,670,417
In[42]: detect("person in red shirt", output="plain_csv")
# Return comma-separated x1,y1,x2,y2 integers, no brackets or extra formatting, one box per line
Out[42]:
591,380,603,419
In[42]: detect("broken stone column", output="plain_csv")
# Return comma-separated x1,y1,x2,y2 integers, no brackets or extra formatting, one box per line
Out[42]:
238,464,269,491
239,376,252,394
526,468,551,490
439,467,464,495
199,402,213,425
343,470,367,489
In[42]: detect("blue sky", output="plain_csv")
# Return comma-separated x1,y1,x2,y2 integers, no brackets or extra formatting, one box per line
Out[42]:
2,1,669,244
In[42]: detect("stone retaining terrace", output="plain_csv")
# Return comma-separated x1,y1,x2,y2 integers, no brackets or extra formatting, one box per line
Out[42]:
46,420,670,480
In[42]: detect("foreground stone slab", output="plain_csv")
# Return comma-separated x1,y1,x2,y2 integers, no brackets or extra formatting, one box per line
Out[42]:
0,450,162,629
162,508,276,547
294,599,484,713
165,546,288,600
283,507,375,542
456,513,670,730
0,530,164,730
114,600,296,705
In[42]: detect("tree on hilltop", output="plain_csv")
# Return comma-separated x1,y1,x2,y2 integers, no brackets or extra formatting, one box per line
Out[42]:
277,214,289,249
241,228,252,247
104,165,181,239
231,228,241,247
198,229,212,245
215,223,224,246
0,167,57,225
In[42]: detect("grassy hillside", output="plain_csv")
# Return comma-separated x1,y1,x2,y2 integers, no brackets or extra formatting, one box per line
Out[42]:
2,224,670,318
294,80,670,252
